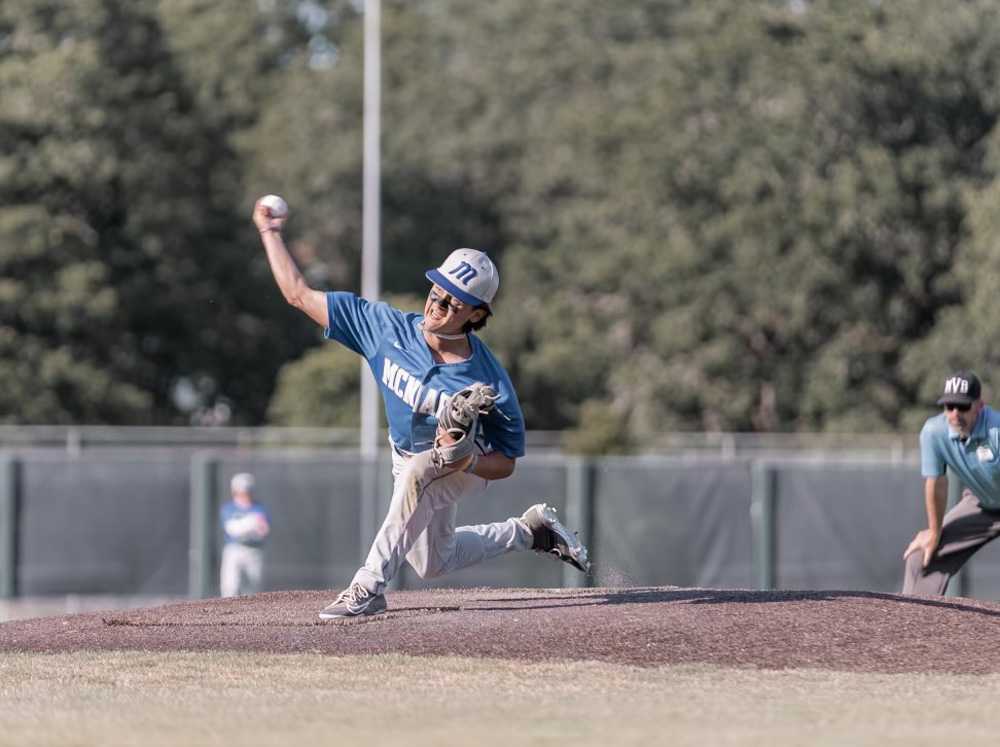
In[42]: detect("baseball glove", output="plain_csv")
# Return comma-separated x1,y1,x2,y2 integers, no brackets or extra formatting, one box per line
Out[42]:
432,383,500,467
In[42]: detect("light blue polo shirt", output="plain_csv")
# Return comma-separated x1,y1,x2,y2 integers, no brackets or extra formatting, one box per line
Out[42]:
920,406,1000,509
324,291,525,458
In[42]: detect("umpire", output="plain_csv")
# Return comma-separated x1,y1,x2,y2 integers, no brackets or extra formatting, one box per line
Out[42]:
903,370,1000,595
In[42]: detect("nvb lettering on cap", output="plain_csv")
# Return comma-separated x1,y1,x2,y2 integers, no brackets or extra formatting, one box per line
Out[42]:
937,370,982,406
425,249,500,308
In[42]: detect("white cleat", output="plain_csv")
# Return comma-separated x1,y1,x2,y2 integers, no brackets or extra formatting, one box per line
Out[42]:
520,502,591,573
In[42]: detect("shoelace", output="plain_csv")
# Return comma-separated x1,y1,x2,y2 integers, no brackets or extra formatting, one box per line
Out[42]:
336,583,371,606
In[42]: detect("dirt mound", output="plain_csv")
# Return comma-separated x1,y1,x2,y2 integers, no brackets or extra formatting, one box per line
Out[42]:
2,587,999,673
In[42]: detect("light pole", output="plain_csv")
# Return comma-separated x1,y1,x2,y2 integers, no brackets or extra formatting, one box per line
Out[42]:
360,0,381,547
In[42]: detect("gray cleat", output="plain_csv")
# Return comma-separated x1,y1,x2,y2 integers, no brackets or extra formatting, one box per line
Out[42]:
318,582,387,620
520,502,591,573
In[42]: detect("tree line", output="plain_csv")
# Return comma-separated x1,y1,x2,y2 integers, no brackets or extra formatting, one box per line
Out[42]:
2,0,999,451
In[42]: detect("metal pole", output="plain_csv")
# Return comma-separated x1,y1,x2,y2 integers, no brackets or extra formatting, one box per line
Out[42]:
750,461,777,590
359,0,382,555
0,455,20,599
565,457,594,588
189,452,218,599
946,474,969,598
360,0,382,456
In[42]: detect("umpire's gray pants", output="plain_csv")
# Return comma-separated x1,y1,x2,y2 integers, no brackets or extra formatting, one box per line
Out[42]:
902,489,1000,596
352,447,533,596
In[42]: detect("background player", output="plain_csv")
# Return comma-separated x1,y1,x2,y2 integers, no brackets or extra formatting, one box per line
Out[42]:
252,197,590,618
219,472,271,597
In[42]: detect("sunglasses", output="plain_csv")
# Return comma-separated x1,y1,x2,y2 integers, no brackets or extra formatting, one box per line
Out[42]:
428,288,466,313
944,403,972,413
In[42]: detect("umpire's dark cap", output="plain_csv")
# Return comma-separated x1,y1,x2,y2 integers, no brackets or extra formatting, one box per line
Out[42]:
936,370,982,406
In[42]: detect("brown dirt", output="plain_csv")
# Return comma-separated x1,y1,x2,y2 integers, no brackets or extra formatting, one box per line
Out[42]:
2,586,1000,674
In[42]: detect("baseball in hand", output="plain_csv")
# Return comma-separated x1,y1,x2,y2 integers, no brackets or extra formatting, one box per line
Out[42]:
260,194,289,218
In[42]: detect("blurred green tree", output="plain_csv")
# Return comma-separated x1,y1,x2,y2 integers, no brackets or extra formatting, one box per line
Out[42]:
482,1,1000,446
267,343,360,427
6,0,1000,445
0,0,312,424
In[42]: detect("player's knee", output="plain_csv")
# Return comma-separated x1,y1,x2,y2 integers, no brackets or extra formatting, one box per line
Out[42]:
902,552,923,588
902,551,949,596
408,555,445,579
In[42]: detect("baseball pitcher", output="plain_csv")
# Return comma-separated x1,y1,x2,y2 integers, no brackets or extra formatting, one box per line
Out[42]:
253,197,590,619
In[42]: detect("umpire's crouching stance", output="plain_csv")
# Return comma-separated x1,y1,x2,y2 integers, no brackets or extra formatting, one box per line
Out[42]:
903,370,1000,595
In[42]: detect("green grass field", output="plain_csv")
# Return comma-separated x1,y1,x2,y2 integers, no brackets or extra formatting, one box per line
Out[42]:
2,651,998,746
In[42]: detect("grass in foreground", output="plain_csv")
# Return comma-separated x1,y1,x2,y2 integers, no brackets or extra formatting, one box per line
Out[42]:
1,651,998,747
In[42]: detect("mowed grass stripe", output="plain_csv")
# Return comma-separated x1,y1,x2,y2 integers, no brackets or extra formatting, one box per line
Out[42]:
1,651,999,747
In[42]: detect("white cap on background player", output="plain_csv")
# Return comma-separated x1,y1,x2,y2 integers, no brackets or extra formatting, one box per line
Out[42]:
230,473,255,494
425,248,500,308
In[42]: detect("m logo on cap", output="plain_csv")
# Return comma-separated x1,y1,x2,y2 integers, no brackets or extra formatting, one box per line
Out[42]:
448,261,478,285
944,377,970,395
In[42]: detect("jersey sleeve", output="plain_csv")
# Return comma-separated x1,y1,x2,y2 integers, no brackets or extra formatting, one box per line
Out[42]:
920,420,945,478
324,291,402,359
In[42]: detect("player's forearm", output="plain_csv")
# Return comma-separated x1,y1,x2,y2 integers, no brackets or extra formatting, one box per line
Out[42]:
924,477,948,533
468,452,516,481
259,230,327,324
259,230,311,305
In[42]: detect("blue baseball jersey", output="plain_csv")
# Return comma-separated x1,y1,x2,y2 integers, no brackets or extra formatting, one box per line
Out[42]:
324,291,525,458
920,406,1000,509
220,501,271,547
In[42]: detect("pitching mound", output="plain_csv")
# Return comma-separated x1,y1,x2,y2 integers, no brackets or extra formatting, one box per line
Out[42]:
2,586,1000,673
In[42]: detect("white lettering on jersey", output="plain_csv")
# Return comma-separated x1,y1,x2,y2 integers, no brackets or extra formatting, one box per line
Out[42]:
382,360,399,390
944,377,970,395
380,357,489,422
403,376,422,408
417,387,440,416
382,357,430,412
391,366,408,397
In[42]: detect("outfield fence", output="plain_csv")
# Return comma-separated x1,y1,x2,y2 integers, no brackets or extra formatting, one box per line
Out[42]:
0,427,994,602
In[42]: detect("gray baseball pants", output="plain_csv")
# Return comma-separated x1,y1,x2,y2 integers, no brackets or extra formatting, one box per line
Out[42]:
902,488,1000,596
220,543,264,597
351,446,534,595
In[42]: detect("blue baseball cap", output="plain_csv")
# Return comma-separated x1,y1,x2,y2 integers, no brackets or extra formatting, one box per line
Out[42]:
425,249,499,308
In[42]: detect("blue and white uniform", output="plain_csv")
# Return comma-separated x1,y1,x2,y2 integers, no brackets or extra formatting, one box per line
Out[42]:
324,292,524,458
219,494,270,598
325,291,533,596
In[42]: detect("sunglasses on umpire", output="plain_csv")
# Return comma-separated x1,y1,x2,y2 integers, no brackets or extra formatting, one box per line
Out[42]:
944,403,972,412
